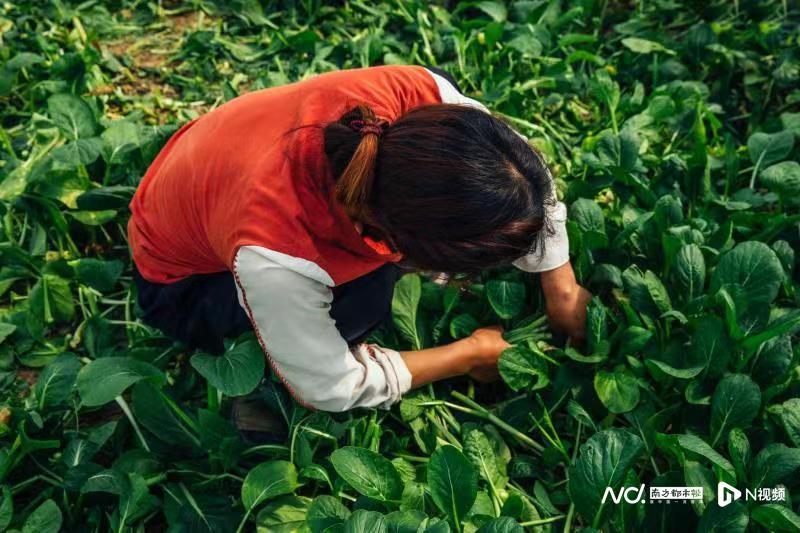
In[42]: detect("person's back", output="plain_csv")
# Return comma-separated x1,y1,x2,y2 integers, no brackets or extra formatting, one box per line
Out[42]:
129,66,441,284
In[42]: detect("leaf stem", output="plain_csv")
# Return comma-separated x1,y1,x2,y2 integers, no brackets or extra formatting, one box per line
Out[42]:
425,412,460,448
749,149,765,189
450,392,544,453
157,389,202,439
392,453,429,463
563,502,575,533
207,382,219,412
572,422,582,461
520,515,566,527
11,473,62,494
115,396,150,452
234,507,251,533
242,444,290,456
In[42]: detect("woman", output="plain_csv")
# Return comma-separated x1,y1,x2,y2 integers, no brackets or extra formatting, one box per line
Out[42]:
128,65,590,412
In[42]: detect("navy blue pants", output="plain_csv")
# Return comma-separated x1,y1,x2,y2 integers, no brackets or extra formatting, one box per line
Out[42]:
134,264,397,354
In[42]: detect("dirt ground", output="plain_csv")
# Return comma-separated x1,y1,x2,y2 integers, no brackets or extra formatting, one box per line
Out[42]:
97,10,211,120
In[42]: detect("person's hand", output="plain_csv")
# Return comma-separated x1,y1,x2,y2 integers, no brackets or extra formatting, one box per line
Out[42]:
464,326,511,382
400,326,511,388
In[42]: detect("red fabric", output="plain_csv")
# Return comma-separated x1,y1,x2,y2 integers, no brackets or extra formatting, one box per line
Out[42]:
128,66,441,285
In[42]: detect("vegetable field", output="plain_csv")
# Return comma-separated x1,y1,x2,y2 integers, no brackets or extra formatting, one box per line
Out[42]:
1,0,800,531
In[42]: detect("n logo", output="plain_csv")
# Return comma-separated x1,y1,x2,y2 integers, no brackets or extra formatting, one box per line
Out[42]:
717,481,741,507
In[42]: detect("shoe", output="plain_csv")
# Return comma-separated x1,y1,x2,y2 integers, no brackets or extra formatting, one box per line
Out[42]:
230,391,288,445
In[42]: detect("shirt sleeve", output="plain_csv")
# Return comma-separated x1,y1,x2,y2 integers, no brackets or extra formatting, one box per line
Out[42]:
232,245,413,411
425,68,492,114
512,201,570,273
424,68,570,273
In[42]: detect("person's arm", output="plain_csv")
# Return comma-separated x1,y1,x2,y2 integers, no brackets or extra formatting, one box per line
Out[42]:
234,246,508,411
540,262,591,342
234,246,410,411
511,202,591,340
426,67,591,340
402,326,510,387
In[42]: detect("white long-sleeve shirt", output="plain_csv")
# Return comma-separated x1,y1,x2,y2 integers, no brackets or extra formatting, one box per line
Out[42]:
233,69,569,411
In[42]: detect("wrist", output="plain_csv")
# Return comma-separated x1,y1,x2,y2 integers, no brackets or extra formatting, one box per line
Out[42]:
451,337,483,374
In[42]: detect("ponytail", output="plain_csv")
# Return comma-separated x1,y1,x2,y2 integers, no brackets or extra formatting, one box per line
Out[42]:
324,106,385,220
323,103,554,273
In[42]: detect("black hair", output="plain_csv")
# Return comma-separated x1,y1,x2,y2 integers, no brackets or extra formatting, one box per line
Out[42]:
324,104,555,273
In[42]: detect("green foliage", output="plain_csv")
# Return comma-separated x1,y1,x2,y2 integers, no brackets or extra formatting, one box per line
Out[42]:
486,280,526,319
427,445,478,527
0,0,799,531
594,369,640,414
191,337,265,396
751,504,800,532
710,374,761,447
331,447,403,502
241,461,299,515
498,345,549,391
76,357,165,407
21,499,61,533
392,274,423,349
568,429,644,527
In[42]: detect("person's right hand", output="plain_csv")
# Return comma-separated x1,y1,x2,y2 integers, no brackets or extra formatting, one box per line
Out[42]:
464,326,511,382
400,325,511,388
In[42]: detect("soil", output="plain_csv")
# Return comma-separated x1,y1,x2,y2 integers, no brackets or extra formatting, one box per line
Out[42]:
97,10,212,121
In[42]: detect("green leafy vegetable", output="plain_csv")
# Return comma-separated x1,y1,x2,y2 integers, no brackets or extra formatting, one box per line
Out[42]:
21,499,61,533
331,447,403,502
568,429,644,528
594,369,640,414
751,504,800,532
486,280,526,320
1,2,799,531
710,374,761,447
427,445,478,528
498,346,549,391
191,337,265,396
76,357,165,407
392,274,423,349
241,461,300,525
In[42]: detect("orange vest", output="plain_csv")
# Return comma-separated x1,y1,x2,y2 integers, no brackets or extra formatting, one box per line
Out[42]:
128,66,442,285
